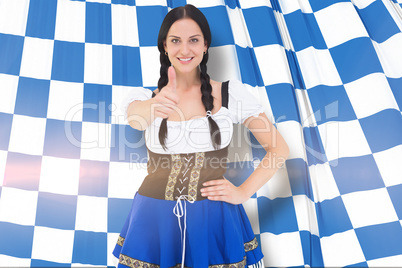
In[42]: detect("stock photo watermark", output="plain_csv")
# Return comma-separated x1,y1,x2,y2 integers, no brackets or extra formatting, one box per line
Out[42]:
62,99,340,167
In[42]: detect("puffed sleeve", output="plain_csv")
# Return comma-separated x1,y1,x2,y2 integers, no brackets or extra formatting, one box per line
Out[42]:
121,87,154,121
228,79,265,124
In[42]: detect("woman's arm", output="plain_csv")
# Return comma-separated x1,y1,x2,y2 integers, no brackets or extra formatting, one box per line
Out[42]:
126,98,157,131
238,112,289,198
128,67,178,131
200,112,289,204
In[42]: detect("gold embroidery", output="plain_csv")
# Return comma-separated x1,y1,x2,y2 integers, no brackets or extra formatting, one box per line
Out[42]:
117,235,125,247
209,256,247,268
244,237,258,252
188,152,205,200
119,254,246,268
119,254,160,268
165,154,183,200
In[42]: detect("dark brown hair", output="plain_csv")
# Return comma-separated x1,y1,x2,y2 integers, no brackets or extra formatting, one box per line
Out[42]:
156,4,221,151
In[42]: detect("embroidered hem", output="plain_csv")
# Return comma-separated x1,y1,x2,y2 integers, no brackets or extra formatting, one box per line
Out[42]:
244,237,258,252
119,254,247,268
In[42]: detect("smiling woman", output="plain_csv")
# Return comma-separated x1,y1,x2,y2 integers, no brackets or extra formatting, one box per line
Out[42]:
113,4,289,268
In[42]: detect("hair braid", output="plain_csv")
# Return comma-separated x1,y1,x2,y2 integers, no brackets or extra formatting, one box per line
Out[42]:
200,53,221,150
157,53,171,151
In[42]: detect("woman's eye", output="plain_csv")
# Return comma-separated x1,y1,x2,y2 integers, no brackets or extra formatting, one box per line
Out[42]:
172,39,179,43
191,39,199,43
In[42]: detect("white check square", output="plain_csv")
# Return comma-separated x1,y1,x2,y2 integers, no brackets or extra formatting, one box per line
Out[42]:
254,45,293,86
31,226,74,263
344,73,399,119
342,188,399,229
0,0,30,36
227,7,251,48
84,43,113,85
20,37,54,80
309,163,340,202
47,80,84,122
75,195,107,232
372,33,402,78
0,74,18,114
112,4,139,47
108,161,146,199
39,156,80,195
260,232,304,267
54,0,85,43
373,144,402,187
0,187,38,226
320,230,365,267
8,115,47,156
80,122,112,161
139,46,160,88
314,2,368,48
293,195,319,235
296,47,342,89
318,119,371,162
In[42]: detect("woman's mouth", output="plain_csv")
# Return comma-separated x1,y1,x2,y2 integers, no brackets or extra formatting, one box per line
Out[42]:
177,57,194,63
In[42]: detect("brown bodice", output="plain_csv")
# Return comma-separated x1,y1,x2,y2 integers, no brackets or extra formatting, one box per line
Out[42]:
138,144,229,201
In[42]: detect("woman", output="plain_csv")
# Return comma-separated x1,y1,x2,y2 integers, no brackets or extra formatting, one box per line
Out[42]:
113,4,289,268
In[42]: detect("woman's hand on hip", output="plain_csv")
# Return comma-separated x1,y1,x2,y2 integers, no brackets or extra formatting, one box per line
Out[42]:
200,177,250,205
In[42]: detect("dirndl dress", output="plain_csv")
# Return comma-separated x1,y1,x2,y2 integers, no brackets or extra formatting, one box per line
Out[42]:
113,80,265,268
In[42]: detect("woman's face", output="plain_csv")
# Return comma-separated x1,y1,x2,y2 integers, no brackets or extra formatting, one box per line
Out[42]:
164,18,207,75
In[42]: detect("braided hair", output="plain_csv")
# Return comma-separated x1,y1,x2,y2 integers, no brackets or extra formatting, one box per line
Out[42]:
156,4,221,151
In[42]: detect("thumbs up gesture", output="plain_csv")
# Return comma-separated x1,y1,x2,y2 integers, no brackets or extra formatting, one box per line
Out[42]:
153,66,180,119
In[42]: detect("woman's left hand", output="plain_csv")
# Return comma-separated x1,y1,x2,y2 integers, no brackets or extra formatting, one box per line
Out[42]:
200,177,250,205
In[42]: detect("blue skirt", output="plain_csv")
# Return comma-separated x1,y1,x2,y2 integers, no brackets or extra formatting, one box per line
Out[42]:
113,192,264,268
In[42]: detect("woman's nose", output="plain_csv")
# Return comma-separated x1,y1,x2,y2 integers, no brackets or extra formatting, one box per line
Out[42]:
180,42,190,55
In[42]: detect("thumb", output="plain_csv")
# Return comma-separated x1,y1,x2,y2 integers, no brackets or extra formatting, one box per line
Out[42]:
167,66,176,91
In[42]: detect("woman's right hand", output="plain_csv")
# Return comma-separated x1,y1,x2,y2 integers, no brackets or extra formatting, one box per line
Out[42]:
153,66,180,119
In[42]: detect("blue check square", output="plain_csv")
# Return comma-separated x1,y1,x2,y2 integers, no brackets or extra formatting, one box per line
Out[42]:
201,6,234,47
136,6,168,46
112,46,142,86
83,84,112,123
359,109,402,153
330,37,383,84
243,6,282,47
387,184,402,220
85,2,112,44
108,198,133,233
284,11,327,51
308,85,357,124
356,1,400,43
299,231,324,267
3,152,42,191
35,192,77,230
43,119,82,159
0,34,24,75
25,0,57,39
330,155,384,194
0,113,12,150
0,222,34,258
266,83,300,123
72,230,107,265
78,160,109,197
110,124,148,163
355,222,402,260
287,159,314,199
316,196,353,237
258,196,299,234
236,46,264,87
52,41,85,83
14,77,49,118
387,77,402,111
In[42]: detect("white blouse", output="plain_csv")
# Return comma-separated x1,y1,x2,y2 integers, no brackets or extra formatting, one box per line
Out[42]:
121,80,265,154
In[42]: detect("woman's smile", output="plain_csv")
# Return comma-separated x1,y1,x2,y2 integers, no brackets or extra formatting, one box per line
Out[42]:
164,18,207,75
